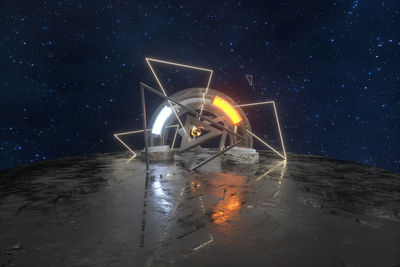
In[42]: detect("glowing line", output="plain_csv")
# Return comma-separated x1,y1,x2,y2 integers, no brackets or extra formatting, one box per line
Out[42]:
212,96,242,125
246,74,253,86
272,101,287,159
145,58,213,138
279,160,287,184
234,125,237,143
115,125,178,137
114,125,179,161
152,106,172,135
145,58,188,138
199,70,213,116
146,58,213,72
114,133,140,159
170,124,179,149
234,101,274,107
114,129,151,160
247,129,286,159
192,192,213,252
127,155,136,163
257,160,286,181
114,129,148,136
193,235,214,251
238,100,287,160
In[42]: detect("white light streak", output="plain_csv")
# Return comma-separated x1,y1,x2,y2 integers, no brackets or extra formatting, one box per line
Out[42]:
257,160,286,181
193,235,214,251
234,101,274,107
238,100,287,160
152,106,172,135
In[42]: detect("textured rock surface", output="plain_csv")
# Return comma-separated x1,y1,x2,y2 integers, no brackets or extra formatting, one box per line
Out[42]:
0,151,399,266
222,147,259,165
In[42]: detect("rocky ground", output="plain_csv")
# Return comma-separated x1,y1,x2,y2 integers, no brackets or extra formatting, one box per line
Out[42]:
0,151,399,266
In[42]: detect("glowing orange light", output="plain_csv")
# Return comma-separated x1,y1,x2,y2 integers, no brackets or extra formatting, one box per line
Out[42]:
226,198,240,210
191,126,202,137
212,96,242,125
212,211,227,224
211,195,241,224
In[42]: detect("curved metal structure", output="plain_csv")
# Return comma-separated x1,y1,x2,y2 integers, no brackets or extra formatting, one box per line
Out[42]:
148,88,253,150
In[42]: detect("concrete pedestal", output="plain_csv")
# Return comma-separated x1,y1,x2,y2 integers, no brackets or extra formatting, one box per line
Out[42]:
145,145,174,162
222,147,259,165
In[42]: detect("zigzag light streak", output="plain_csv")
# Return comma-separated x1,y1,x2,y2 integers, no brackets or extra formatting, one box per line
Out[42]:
235,101,287,160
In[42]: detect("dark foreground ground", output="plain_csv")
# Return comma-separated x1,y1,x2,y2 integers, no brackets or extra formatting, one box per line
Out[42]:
0,151,399,266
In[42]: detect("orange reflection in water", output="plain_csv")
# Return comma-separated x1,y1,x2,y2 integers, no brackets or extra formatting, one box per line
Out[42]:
209,173,246,225
212,194,241,224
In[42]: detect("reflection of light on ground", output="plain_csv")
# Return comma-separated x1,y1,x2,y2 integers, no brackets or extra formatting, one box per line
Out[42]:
191,181,201,191
171,186,186,214
227,196,240,210
212,195,241,224
153,180,164,196
193,235,214,251
278,160,287,184
152,180,171,212
209,173,246,225
212,193,242,224
192,190,213,251
257,160,287,181
257,160,287,200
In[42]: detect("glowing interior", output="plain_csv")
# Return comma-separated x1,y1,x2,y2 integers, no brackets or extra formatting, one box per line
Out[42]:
212,96,242,125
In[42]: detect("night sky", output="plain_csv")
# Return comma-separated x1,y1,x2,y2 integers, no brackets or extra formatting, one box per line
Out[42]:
0,0,399,172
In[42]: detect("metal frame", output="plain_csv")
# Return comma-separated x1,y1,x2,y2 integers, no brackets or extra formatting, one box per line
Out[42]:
141,85,150,169
140,82,245,171
145,58,213,117
179,115,222,152
140,83,245,140
113,58,288,170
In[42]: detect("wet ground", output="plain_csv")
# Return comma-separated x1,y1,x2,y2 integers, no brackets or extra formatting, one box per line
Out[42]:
0,151,399,266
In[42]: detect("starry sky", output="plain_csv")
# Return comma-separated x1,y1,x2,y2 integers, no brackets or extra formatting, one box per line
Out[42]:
0,0,399,172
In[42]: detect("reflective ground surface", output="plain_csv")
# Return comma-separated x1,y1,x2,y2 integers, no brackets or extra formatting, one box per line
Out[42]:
1,151,399,266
